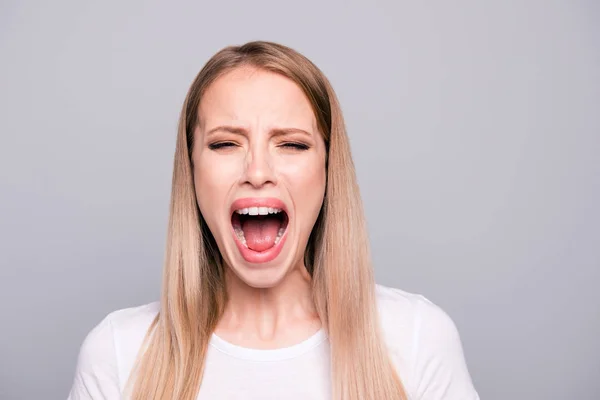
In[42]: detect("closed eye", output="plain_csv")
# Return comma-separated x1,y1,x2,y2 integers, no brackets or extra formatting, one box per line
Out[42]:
280,142,310,151
208,141,237,150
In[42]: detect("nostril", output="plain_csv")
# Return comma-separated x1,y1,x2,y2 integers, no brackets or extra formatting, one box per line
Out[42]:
243,157,277,186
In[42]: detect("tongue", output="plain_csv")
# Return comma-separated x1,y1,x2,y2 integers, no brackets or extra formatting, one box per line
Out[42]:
242,216,281,252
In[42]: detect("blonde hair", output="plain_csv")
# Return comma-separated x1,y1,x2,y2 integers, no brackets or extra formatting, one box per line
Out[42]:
126,41,407,400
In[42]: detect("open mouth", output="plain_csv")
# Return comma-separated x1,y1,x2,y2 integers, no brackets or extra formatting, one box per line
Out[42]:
231,206,289,253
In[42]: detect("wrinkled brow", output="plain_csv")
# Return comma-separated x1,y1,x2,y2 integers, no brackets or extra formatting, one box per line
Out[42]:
205,125,313,138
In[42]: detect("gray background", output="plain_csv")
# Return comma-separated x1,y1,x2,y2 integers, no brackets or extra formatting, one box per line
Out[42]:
1,1,598,399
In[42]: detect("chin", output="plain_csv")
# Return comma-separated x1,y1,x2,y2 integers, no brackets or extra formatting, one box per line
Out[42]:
229,264,292,288
223,231,301,288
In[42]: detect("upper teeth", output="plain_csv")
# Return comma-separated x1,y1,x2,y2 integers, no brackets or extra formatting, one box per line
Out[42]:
235,207,282,216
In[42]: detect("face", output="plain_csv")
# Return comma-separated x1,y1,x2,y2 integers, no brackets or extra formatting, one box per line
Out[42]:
192,66,327,288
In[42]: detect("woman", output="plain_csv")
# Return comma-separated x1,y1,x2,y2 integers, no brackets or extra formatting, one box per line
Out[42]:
68,41,479,400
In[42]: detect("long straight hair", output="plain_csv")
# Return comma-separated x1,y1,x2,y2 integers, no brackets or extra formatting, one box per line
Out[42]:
126,41,407,400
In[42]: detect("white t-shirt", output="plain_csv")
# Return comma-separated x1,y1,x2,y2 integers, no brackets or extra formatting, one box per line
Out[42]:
68,285,480,399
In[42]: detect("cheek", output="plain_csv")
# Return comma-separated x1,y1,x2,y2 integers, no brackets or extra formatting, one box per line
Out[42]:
279,155,326,221
194,153,241,223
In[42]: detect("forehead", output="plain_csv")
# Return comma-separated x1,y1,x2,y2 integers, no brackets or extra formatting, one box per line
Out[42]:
198,66,317,131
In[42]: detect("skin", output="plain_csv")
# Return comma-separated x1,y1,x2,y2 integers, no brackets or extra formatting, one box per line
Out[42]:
192,66,327,348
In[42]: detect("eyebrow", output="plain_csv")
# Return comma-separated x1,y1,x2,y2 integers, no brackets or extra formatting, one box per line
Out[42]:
205,125,313,138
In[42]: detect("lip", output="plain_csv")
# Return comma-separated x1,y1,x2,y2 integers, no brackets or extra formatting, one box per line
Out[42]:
229,197,290,265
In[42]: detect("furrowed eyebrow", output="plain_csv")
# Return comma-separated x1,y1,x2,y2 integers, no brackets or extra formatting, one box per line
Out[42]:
270,127,312,137
205,125,248,136
205,126,313,137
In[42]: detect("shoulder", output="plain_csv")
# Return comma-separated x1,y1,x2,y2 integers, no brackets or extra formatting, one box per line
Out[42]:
68,302,159,398
375,284,479,399
376,283,459,335
106,301,160,348
375,283,455,354
87,301,160,361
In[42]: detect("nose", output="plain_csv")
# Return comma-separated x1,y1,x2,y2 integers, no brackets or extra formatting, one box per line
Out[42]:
241,145,277,189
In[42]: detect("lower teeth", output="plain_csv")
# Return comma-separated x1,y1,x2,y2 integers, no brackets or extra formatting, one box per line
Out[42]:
234,227,247,247
274,227,285,245
234,227,285,249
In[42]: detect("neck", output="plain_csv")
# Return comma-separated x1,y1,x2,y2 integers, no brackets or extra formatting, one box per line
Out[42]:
215,263,321,348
